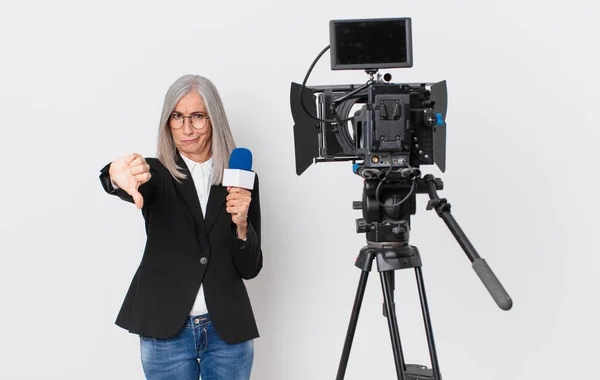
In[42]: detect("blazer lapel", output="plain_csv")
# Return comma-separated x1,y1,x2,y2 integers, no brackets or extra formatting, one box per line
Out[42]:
173,154,210,256
205,185,227,234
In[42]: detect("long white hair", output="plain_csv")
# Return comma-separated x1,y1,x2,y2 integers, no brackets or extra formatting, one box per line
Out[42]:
156,75,236,184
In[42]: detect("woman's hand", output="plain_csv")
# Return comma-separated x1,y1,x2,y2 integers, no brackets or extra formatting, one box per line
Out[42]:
108,153,151,209
226,187,252,239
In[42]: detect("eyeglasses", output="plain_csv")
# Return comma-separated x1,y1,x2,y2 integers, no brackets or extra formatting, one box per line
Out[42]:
169,112,210,130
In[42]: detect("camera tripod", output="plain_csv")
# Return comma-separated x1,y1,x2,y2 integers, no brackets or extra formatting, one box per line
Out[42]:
336,173,512,380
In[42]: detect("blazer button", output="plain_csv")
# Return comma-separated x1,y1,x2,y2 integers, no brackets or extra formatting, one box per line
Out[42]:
200,257,208,265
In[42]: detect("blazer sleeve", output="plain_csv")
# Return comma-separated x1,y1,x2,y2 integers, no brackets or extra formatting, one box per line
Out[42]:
98,158,160,206
231,173,263,280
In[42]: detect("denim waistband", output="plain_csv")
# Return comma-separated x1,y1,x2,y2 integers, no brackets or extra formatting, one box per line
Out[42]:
186,313,210,328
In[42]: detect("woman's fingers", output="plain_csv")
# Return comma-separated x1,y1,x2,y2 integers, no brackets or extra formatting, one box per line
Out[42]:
128,156,151,185
133,172,151,183
130,163,150,176
226,192,251,202
128,156,145,169
127,153,143,164
226,199,248,207
228,187,250,195
227,205,248,215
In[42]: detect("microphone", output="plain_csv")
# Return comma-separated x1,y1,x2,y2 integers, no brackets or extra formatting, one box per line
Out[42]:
223,147,256,190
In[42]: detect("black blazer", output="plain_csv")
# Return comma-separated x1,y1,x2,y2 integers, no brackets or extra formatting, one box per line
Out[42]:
99,154,262,344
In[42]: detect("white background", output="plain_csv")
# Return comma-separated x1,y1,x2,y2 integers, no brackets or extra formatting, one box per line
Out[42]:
1,0,598,379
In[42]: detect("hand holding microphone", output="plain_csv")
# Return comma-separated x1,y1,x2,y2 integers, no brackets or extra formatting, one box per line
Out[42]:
223,148,256,238
109,153,151,209
226,187,252,225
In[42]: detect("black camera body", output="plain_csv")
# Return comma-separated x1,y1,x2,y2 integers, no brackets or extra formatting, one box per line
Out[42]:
291,17,448,177
326,80,446,172
357,82,444,169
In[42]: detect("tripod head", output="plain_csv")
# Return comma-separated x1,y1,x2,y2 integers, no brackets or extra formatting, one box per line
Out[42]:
352,164,513,311
353,168,443,245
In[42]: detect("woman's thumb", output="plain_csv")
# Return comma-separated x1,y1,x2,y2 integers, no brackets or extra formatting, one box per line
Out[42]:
131,189,144,209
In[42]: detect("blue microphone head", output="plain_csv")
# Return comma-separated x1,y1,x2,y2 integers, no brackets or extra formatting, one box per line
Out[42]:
229,147,253,171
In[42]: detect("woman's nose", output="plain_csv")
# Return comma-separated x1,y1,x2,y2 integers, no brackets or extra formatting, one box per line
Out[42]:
182,119,194,134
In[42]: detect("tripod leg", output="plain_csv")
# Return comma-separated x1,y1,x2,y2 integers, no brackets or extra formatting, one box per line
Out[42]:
336,268,370,379
380,271,407,380
415,267,442,380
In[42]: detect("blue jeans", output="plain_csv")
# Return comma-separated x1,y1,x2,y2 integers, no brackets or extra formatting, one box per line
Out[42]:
139,314,254,380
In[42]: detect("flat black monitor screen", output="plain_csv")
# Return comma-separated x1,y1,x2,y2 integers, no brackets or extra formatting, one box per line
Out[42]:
330,18,413,70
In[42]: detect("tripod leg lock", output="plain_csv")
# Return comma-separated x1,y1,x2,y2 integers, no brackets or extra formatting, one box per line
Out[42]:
426,198,451,214
382,301,396,318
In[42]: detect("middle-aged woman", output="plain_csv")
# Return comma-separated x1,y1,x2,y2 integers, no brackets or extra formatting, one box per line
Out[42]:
98,74,262,380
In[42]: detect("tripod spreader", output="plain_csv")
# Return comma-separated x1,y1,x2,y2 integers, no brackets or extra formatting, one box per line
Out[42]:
337,243,441,380
422,174,513,311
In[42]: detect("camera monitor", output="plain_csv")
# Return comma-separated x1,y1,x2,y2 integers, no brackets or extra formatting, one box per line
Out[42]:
330,18,413,70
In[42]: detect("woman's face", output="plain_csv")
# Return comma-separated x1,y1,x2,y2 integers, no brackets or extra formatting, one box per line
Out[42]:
169,91,212,160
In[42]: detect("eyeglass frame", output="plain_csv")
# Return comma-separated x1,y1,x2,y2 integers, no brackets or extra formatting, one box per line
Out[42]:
169,112,210,130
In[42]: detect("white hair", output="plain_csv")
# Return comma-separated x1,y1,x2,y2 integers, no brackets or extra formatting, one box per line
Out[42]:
156,75,236,184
